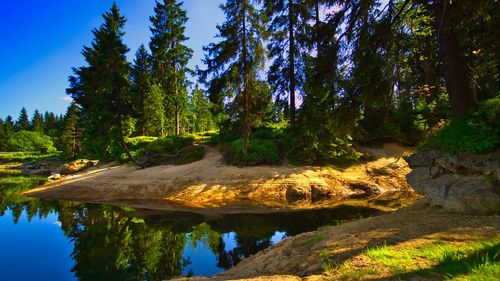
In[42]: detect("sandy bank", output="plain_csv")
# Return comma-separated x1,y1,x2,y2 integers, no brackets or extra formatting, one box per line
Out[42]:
24,144,417,213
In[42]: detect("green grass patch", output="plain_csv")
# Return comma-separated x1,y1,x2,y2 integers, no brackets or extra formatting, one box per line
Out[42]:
324,238,500,280
0,151,62,164
0,164,46,195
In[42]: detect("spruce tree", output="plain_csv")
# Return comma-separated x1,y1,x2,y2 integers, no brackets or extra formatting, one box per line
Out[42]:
130,44,154,136
149,0,193,135
67,3,138,163
144,84,166,136
31,109,44,134
189,85,215,133
43,111,58,137
61,102,81,159
16,107,30,131
264,0,305,126
201,0,267,154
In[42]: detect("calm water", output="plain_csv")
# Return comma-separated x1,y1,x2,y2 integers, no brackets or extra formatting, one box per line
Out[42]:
0,192,382,281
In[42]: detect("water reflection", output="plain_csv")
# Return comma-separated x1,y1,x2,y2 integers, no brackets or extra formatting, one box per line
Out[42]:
0,189,382,281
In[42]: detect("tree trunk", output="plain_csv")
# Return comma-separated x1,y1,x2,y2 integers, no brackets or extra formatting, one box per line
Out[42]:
242,1,249,155
288,0,296,126
433,0,476,116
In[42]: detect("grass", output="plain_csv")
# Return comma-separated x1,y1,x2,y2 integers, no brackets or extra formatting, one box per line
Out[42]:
323,237,500,280
0,163,46,197
0,151,61,164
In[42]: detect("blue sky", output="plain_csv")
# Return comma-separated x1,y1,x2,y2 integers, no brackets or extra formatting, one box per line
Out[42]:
0,1,225,119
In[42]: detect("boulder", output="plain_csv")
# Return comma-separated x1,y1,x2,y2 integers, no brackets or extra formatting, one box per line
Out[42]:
60,159,99,175
406,148,500,214
285,183,311,203
48,173,61,181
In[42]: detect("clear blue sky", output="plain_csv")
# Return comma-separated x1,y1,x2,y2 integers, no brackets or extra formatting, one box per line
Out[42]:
0,0,224,119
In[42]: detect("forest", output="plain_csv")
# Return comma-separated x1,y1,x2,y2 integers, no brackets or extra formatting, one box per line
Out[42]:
1,0,498,165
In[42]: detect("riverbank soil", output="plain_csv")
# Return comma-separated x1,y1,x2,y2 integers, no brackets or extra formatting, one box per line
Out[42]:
24,144,418,213
176,202,499,281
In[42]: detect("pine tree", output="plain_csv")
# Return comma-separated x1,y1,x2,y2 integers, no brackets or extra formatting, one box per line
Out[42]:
189,85,215,133
16,107,30,131
264,0,306,126
43,111,58,137
149,0,193,135
130,44,154,136
144,84,166,136
201,0,267,154
31,109,44,134
61,102,81,159
67,3,138,163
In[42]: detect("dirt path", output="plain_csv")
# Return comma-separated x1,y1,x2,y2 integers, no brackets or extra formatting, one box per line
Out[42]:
175,202,500,281
24,144,417,213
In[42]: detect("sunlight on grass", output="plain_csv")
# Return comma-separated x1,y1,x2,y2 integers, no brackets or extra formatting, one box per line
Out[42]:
323,237,500,280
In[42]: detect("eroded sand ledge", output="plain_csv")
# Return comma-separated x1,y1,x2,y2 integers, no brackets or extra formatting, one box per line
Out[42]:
24,144,416,213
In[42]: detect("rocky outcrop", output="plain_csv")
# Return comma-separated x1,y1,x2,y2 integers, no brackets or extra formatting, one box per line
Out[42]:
405,148,500,214
22,159,99,178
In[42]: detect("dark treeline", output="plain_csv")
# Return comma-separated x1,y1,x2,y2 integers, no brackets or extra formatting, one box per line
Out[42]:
3,0,498,163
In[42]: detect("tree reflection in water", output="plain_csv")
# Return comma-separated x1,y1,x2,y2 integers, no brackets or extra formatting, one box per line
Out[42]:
0,189,383,280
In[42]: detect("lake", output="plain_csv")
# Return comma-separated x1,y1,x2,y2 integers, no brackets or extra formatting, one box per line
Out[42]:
0,192,384,281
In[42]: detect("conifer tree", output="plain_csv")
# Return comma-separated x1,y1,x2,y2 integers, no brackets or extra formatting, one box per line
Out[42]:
31,109,44,134
264,0,305,126
130,44,154,136
16,107,30,131
201,0,267,154
61,102,81,159
144,84,166,136
67,3,138,163
149,0,193,135
189,85,215,133
43,111,58,137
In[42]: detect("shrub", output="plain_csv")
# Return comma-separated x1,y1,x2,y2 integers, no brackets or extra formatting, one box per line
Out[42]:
126,136,158,150
7,131,56,152
251,126,285,140
146,135,195,153
224,138,281,165
426,97,500,154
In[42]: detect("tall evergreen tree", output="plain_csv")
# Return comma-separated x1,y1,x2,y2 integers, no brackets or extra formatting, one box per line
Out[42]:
31,109,44,134
130,44,154,136
149,0,193,135
43,111,58,137
188,85,215,133
61,102,81,159
264,0,306,126
67,3,138,163
201,0,267,154
16,107,30,131
144,84,166,136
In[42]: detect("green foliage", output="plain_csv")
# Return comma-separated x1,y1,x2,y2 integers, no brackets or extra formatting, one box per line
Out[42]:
427,97,500,153
126,136,158,151
143,84,166,136
145,135,195,154
251,126,285,140
224,138,280,166
7,131,56,152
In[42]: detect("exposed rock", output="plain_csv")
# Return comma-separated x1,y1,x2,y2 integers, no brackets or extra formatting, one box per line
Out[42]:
285,183,312,203
60,159,99,175
405,148,500,214
48,173,61,181
310,183,333,202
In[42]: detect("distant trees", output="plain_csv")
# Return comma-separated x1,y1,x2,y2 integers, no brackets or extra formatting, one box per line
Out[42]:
16,107,30,131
